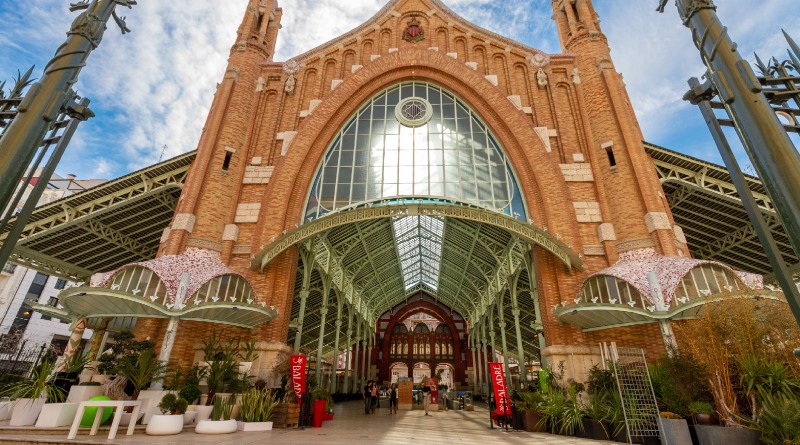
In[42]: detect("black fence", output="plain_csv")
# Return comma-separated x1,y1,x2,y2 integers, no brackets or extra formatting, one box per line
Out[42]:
0,335,48,379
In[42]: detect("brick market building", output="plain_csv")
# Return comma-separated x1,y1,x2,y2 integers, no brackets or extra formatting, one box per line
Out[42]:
58,0,768,391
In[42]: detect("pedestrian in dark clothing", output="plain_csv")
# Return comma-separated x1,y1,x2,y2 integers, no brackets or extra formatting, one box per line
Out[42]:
364,380,372,414
389,383,398,414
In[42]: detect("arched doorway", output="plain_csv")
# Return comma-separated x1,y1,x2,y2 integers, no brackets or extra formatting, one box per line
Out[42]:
389,362,409,384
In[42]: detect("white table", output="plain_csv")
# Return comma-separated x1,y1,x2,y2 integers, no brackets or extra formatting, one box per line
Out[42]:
67,400,142,440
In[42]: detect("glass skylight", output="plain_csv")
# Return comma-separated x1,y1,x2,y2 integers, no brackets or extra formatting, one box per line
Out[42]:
392,215,444,291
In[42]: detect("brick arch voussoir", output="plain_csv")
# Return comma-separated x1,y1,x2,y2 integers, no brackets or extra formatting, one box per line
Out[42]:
256,48,577,250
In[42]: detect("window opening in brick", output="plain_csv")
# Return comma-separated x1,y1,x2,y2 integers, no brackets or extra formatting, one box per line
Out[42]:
223,152,233,171
606,146,617,168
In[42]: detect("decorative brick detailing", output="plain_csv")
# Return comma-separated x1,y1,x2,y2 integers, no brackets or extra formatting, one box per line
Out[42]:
534,127,557,153
584,245,605,256
235,203,262,223
644,212,671,233
331,79,343,90
673,225,687,244
573,202,601,223
251,156,262,165
507,95,522,110
560,163,594,182
388,48,399,53
171,213,196,233
428,47,439,51
616,238,657,253
243,165,275,184
370,54,381,61
446,52,457,59
186,237,222,252
522,107,532,115
160,227,171,244
276,131,298,156
232,245,251,255
572,153,585,163
222,224,240,242
351,65,363,73
308,100,322,114
598,223,617,242
484,75,498,86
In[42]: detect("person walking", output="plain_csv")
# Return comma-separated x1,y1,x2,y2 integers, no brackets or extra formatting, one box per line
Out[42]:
364,380,372,414
422,378,432,416
389,383,398,414
370,380,379,413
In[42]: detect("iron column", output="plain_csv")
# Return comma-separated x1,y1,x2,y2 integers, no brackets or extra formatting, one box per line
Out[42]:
664,1,800,322
0,0,136,215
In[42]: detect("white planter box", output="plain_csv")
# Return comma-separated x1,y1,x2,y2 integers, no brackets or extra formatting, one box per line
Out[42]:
141,406,162,425
67,385,103,403
237,420,273,432
10,397,46,426
195,419,237,434
0,401,14,421
145,414,184,435
35,403,78,428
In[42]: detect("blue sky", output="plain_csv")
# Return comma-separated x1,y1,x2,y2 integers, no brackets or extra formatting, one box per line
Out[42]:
0,0,798,180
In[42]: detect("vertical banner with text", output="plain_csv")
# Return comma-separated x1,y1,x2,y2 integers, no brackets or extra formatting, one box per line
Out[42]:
489,362,509,415
290,354,307,401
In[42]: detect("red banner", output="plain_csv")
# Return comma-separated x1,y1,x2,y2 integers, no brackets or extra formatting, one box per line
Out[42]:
489,362,509,415
290,354,307,401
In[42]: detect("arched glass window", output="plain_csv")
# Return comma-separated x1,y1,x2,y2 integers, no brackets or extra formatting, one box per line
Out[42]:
304,82,528,222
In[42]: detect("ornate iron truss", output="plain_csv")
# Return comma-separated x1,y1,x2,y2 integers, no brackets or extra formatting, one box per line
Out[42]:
646,143,797,276
0,151,195,280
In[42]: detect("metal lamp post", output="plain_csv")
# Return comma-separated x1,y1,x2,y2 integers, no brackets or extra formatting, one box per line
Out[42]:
659,1,800,356
0,0,136,269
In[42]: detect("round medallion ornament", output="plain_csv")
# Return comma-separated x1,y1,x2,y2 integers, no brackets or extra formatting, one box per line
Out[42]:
395,97,433,127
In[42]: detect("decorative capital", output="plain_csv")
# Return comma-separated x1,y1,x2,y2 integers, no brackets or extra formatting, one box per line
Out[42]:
676,0,716,24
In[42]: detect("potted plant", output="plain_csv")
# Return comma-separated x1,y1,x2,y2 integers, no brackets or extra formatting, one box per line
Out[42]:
195,394,237,434
145,393,188,435
237,387,279,431
311,387,333,427
515,391,546,432
688,401,715,425
4,358,66,426
750,392,800,445
658,411,693,445
115,350,168,400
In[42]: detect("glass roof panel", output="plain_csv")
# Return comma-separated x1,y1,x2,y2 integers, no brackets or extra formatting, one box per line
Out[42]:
392,215,444,291
304,81,528,223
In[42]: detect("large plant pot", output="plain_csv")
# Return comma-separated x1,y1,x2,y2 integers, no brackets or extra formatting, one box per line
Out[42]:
146,414,184,435
195,419,237,434
659,418,693,445
312,399,326,428
522,411,547,433
9,397,46,426
237,420,273,432
0,401,14,421
67,385,103,403
695,425,760,445
693,414,714,425
272,403,300,428
183,411,197,425
195,405,214,422
582,419,610,440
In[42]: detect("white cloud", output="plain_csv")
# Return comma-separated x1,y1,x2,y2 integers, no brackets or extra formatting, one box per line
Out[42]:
1,1,798,180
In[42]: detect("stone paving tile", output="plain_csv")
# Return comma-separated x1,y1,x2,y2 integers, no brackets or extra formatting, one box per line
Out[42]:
0,401,618,445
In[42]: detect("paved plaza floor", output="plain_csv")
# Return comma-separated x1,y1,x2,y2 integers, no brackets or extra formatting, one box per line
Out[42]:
0,401,616,445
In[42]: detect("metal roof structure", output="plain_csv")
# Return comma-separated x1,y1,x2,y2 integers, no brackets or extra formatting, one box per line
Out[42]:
645,143,797,276
1,144,795,358
0,151,195,281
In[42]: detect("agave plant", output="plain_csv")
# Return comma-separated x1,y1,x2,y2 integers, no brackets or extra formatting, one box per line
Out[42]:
2,358,66,403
